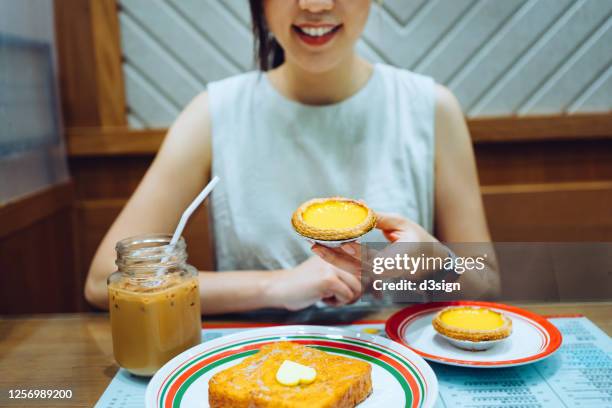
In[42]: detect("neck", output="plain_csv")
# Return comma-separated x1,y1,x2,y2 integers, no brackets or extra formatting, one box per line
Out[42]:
268,53,373,105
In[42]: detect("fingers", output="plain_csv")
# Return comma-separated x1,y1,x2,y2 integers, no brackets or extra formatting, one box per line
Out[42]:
311,242,384,277
383,231,401,242
341,243,382,273
321,274,353,306
312,242,367,265
377,213,431,243
336,268,362,295
375,212,411,232
315,261,363,306
322,296,342,307
340,242,361,260
312,244,360,274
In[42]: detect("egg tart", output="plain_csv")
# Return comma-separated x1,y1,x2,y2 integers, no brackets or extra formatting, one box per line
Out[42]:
291,197,376,241
433,306,512,342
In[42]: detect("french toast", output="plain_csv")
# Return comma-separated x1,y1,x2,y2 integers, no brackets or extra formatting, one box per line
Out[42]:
208,342,372,408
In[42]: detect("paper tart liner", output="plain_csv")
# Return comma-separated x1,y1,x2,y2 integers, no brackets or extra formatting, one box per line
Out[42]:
295,230,362,248
436,334,508,351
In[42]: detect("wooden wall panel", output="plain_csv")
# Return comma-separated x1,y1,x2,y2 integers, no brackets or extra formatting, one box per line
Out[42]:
67,128,165,157
70,156,153,200
483,181,612,241
0,183,74,238
475,139,612,185
54,0,126,127
89,0,127,126
0,208,79,314
0,184,80,314
469,114,612,143
54,0,99,127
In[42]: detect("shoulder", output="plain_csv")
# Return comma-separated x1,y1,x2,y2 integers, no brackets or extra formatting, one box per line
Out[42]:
175,90,210,129
435,84,464,122
158,89,212,163
184,70,262,117
433,85,472,157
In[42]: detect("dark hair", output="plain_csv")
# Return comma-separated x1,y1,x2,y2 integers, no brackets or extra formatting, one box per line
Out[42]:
249,0,285,71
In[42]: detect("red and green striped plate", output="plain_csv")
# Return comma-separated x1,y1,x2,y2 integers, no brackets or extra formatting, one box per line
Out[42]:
386,301,563,368
145,325,438,408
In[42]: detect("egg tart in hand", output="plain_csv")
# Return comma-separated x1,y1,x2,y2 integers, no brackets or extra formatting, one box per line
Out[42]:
291,197,376,242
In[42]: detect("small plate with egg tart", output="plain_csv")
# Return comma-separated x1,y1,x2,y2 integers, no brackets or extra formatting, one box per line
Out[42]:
432,306,512,351
291,197,376,247
386,301,562,368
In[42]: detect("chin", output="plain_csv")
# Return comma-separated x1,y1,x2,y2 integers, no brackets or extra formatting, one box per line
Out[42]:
290,51,349,74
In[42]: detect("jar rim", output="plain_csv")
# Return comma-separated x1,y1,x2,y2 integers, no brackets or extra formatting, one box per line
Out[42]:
115,233,188,275
116,233,186,255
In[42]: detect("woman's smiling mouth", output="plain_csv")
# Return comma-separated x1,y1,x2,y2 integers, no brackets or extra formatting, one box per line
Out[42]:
292,24,342,46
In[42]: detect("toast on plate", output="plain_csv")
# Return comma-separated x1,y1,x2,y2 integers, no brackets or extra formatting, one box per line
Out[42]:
208,341,372,408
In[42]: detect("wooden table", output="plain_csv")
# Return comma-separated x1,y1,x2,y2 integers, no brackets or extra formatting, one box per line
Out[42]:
1,302,610,407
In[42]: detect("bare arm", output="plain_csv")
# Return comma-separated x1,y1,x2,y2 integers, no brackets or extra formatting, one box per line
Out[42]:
433,85,500,297
84,92,361,313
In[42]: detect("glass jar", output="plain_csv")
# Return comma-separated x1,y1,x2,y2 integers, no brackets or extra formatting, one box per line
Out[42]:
108,234,201,376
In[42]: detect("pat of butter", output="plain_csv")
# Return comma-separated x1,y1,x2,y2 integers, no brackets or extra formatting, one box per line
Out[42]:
275,360,317,386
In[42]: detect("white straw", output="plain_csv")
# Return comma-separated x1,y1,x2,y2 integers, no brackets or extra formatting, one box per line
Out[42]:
170,176,220,247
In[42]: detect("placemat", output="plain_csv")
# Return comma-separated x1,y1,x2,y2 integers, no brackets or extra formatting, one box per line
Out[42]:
95,316,611,408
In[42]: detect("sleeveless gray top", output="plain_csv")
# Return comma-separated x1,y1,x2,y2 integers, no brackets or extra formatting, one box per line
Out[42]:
208,63,436,271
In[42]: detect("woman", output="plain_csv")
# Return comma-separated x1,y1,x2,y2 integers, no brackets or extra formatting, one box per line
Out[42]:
85,0,499,313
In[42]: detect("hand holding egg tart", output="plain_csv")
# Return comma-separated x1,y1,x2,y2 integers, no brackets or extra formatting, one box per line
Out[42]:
291,197,377,242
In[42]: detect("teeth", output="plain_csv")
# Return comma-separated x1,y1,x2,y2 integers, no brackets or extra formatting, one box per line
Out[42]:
301,26,334,37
